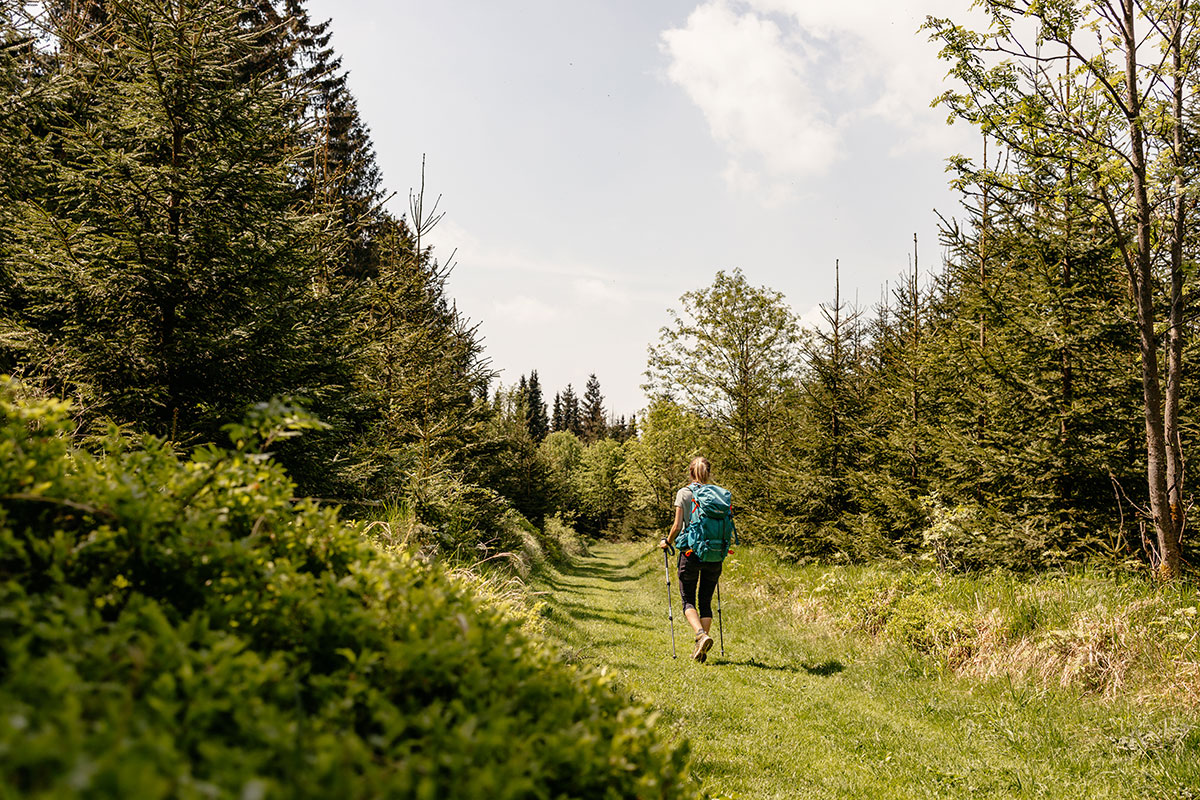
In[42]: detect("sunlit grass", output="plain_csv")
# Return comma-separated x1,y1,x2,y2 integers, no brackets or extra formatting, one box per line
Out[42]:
533,542,1200,799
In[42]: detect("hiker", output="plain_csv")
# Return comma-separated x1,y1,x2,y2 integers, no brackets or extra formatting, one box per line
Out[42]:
659,456,735,663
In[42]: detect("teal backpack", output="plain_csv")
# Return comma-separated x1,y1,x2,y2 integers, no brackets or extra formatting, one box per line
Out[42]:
683,482,738,562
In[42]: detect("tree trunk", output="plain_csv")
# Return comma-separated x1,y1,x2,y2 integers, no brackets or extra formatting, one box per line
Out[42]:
1163,0,1188,577
1060,50,1074,485
1124,0,1182,578
831,260,841,481
910,235,920,483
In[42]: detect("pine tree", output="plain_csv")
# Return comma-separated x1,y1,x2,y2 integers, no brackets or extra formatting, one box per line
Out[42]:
561,383,582,437
551,392,564,432
241,0,385,279
582,374,606,443
526,370,549,442
798,260,867,520
1,0,338,439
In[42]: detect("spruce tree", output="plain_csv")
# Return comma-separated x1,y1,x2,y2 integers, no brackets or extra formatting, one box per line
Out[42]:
345,210,490,500
0,4,39,287
1,0,338,439
526,370,549,442
242,0,385,279
552,392,564,432
582,374,606,443
561,383,582,437
798,261,867,521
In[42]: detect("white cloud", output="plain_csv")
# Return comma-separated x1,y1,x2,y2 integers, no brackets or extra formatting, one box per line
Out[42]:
661,1,840,194
572,277,632,309
662,0,982,199
427,219,676,296
797,302,828,335
493,295,561,326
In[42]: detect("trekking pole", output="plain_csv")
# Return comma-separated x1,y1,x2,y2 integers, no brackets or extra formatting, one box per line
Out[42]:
662,546,677,659
716,581,725,657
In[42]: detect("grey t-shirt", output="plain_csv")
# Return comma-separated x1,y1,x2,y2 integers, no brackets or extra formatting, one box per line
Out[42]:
674,485,695,517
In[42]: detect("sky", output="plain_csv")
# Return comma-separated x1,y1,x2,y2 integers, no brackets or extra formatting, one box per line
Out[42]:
305,0,984,417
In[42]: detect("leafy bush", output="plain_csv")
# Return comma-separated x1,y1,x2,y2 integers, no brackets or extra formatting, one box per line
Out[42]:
887,593,977,664
834,571,928,635
0,380,694,799
575,439,628,537
919,495,1072,573
544,513,590,559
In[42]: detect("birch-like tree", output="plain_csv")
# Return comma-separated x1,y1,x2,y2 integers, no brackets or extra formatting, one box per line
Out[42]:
928,0,1199,577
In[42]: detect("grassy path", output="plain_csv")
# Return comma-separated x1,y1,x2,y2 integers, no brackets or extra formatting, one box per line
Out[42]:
534,542,1195,799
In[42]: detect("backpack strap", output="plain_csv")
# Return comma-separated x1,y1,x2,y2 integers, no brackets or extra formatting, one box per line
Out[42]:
688,482,702,521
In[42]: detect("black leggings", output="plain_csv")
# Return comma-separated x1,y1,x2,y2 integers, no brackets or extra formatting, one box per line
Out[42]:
678,552,723,618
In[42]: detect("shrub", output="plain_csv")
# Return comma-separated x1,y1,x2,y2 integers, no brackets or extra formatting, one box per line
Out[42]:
0,380,695,799
886,592,977,665
838,571,928,635
544,513,590,559
575,439,628,537
919,495,1074,573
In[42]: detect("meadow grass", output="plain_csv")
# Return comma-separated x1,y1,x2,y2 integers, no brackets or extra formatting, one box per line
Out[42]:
533,542,1200,799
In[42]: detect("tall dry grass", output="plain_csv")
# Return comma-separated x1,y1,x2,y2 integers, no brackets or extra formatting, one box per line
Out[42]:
732,549,1200,706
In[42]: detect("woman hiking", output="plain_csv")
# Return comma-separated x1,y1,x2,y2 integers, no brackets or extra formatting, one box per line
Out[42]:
659,456,735,663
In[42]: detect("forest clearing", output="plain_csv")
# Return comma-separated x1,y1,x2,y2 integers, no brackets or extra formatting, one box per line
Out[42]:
4,0,1200,797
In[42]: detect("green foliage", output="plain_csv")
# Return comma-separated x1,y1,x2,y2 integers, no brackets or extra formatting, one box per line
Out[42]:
631,175,1161,570
645,269,802,493
2,0,340,439
575,438,628,537
540,430,584,514
0,0,510,560
0,380,694,798
581,373,606,444
335,212,491,506
523,370,550,443
470,384,552,527
543,512,591,559
886,593,977,663
800,551,1200,703
919,495,1081,574
565,383,582,437
924,0,1195,576
620,398,706,531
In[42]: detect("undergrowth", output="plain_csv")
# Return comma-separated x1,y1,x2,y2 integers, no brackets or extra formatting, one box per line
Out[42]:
0,379,693,799
734,548,1199,706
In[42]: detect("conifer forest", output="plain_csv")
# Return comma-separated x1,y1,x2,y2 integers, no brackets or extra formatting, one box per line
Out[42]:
1,1,1199,798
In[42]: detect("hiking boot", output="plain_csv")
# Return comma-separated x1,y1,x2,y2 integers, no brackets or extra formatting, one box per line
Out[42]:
692,632,713,663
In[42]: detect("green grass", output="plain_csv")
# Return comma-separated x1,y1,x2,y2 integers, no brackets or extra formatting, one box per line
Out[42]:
532,542,1200,799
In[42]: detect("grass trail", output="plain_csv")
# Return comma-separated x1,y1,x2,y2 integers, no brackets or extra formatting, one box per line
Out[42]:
534,542,1198,799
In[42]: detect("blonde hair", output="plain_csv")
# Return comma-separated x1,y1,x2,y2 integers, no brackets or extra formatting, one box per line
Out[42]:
688,456,711,484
